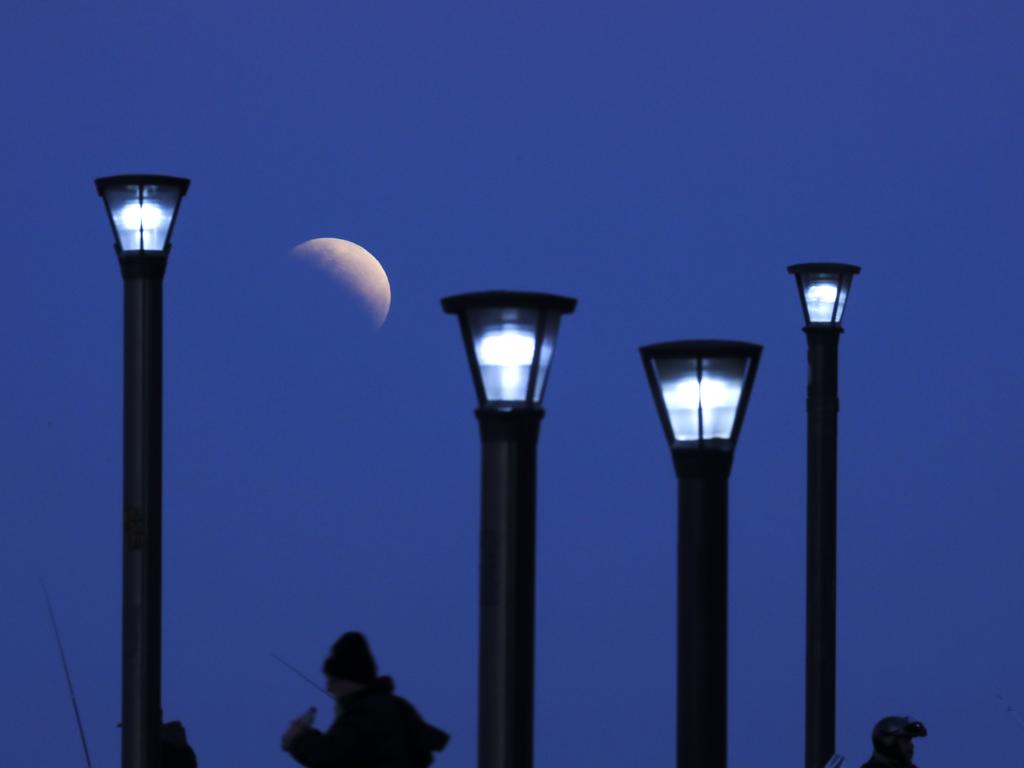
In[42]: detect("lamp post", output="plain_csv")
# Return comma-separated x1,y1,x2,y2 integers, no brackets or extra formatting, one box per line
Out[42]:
442,290,576,768
640,341,761,768
786,263,860,768
96,174,189,768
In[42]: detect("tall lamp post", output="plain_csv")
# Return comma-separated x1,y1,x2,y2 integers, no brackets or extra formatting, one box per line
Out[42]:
640,341,761,768
442,290,576,768
96,174,189,768
787,263,860,768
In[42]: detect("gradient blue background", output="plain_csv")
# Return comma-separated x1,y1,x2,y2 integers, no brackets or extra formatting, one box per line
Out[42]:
2,1,1022,766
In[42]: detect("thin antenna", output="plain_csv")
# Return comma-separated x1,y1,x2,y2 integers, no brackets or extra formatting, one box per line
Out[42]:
996,692,1024,730
41,580,93,768
271,652,334,700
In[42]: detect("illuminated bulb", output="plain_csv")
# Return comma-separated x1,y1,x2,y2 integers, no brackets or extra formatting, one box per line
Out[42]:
475,327,537,401
665,377,700,410
806,282,838,304
662,374,743,441
116,201,166,232
698,376,742,438
664,376,739,410
805,281,840,323
477,329,536,366
697,377,740,409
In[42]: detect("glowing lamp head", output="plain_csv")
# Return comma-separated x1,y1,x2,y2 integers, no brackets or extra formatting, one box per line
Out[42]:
787,263,860,326
442,291,577,409
96,175,190,254
641,341,761,451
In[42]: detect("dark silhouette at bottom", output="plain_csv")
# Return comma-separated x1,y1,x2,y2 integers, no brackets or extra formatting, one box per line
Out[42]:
161,721,198,768
282,631,448,768
861,716,927,768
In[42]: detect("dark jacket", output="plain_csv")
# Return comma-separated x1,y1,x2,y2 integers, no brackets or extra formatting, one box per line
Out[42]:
287,677,448,768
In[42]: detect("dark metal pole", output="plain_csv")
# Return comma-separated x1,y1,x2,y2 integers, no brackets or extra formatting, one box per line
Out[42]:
120,255,166,768
804,326,840,768
476,408,542,768
673,450,731,768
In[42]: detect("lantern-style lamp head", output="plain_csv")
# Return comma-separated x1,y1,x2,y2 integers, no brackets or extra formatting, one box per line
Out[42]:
641,341,761,454
95,175,190,255
787,263,860,326
442,291,577,410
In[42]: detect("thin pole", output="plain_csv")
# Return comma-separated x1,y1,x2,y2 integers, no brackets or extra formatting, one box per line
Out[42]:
120,255,166,768
41,581,94,768
674,451,731,768
476,408,541,768
270,653,333,699
805,326,840,768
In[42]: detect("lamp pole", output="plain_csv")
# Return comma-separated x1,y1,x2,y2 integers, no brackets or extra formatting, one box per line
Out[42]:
787,263,859,768
640,341,761,768
97,175,189,768
675,450,730,768
477,406,541,768
442,291,575,768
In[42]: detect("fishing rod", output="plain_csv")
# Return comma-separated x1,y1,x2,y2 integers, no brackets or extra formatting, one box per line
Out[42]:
271,652,334,701
41,580,93,768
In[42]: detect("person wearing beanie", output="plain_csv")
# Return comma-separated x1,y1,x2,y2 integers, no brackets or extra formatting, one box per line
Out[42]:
323,632,378,687
860,715,927,768
282,631,448,768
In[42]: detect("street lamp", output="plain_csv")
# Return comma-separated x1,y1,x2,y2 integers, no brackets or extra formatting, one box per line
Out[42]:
787,262,860,768
442,290,576,768
96,174,189,768
640,340,761,768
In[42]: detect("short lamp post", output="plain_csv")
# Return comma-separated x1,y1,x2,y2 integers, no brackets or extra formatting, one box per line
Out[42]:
442,291,576,768
640,341,761,768
786,263,860,768
96,174,189,768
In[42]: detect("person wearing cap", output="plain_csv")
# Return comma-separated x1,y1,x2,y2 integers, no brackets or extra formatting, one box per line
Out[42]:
860,715,927,768
281,631,448,768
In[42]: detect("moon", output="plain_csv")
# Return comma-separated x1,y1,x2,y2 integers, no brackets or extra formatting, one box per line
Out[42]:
291,238,391,328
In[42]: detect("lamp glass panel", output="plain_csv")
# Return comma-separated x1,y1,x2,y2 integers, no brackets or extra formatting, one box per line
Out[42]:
834,276,851,322
802,272,848,323
532,311,562,403
652,357,701,442
698,356,748,439
103,183,180,252
468,306,540,403
653,355,749,442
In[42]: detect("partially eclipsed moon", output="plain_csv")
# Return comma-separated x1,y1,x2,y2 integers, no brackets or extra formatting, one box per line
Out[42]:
291,238,391,328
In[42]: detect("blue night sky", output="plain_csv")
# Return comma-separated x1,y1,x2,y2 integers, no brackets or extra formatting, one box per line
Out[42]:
2,2,1023,766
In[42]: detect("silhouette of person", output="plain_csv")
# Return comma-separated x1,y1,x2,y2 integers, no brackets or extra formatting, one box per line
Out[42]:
861,715,927,768
282,631,448,767
161,720,198,768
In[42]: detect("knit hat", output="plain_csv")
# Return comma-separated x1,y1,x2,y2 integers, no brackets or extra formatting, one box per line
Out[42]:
323,631,377,684
872,715,927,746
